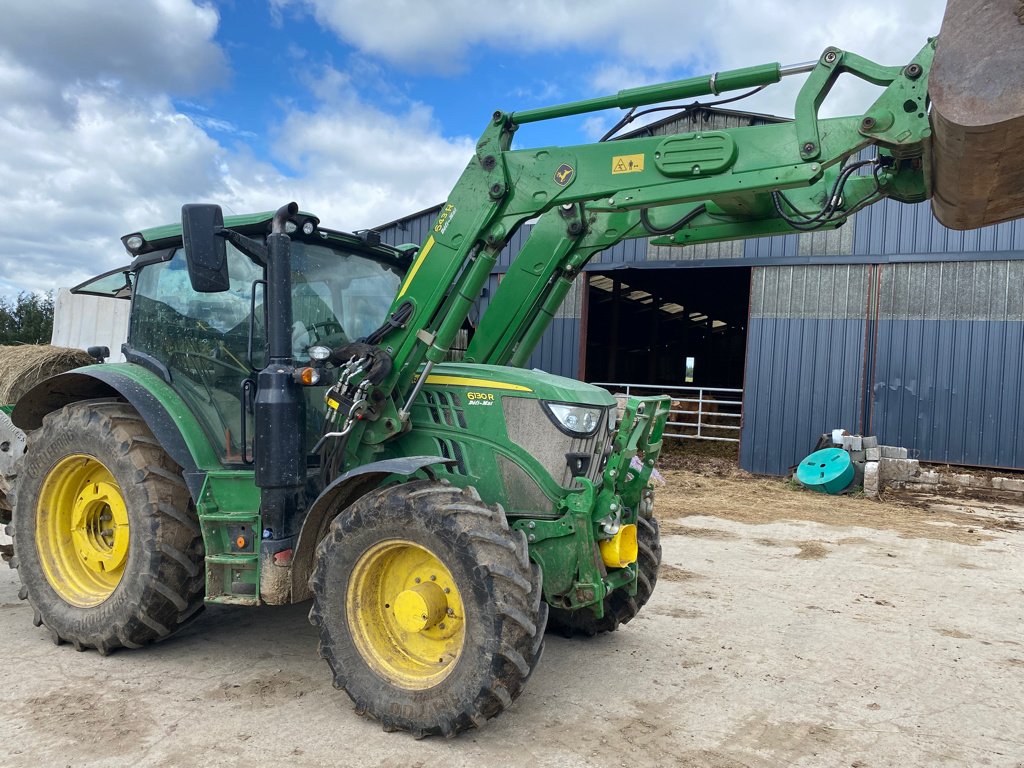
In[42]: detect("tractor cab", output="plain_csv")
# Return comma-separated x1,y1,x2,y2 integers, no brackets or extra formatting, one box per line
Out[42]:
116,210,410,464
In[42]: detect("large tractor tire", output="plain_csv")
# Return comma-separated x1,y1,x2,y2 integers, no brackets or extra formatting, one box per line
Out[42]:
546,515,662,637
7,400,204,654
309,481,547,737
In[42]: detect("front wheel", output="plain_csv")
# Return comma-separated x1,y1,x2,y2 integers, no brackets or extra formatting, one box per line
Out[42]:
309,481,547,737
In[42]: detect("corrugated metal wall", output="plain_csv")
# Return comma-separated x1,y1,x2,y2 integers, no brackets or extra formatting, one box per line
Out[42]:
741,260,1024,474
741,265,871,475
873,261,1024,468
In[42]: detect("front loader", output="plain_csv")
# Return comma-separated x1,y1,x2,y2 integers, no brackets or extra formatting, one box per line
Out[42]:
3,2,1023,736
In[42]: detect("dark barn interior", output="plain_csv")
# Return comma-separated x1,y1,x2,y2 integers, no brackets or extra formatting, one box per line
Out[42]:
584,267,751,389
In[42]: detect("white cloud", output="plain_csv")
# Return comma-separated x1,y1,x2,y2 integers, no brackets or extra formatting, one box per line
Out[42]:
223,67,475,230
0,0,227,101
0,89,228,296
276,0,942,120
0,3,476,297
273,0,941,78
0,73,475,295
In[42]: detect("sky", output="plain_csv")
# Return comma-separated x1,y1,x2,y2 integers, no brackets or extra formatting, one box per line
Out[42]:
0,0,944,297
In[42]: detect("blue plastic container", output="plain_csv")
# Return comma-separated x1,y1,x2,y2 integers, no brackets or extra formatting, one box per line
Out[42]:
795,447,855,494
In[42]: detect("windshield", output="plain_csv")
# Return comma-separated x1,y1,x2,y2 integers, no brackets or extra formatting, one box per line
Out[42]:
289,240,405,360
129,238,404,463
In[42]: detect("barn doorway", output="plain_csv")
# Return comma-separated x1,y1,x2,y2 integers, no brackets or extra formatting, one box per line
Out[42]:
583,266,751,391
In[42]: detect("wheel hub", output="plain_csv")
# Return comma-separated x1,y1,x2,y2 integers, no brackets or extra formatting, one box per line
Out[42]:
393,581,449,633
346,539,466,690
35,454,130,607
70,481,129,574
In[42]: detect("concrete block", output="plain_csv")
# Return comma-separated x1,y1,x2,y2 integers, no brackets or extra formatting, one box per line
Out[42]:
878,458,919,484
849,435,863,451
992,477,1024,493
863,461,879,497
915,470,940,485
862,436,878,448
848,449,866,463
865,447,881,461
880,445,909,459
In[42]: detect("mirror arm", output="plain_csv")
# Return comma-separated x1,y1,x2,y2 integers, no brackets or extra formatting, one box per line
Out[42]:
219,229,269,265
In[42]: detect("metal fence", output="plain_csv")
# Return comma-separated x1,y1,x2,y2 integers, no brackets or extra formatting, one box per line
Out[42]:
591,382,743,442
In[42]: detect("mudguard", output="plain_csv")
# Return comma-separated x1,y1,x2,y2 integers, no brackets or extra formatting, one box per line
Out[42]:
289,455,455,601
10,366,222,502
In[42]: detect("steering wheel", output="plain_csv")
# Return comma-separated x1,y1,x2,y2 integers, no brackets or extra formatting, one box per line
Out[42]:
307,320,348,347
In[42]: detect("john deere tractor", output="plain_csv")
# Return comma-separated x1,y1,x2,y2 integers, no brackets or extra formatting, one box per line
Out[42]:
3,3,1022,736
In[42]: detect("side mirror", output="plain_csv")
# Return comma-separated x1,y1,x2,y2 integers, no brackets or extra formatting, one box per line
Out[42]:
181,204,230,293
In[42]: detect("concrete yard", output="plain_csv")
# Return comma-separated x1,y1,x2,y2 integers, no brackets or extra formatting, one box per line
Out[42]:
2,463,1023,767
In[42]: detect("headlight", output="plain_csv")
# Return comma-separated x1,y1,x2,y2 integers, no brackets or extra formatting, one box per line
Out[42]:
543,402,602,437
307,345,332,362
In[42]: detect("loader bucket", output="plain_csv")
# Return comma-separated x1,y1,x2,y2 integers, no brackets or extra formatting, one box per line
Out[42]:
929,0,1024,230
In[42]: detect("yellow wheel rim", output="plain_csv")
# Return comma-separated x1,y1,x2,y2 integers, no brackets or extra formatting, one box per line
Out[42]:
35,454,130,607
347,539,466,690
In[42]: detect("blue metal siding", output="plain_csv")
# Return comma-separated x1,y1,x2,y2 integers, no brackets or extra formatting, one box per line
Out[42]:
854,198,1024,257
870,260,1024,469
741,318,868,475
740,264,870,475
872,319,1024,468
525,317,580,379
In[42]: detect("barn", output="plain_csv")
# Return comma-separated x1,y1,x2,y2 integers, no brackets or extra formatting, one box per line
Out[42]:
374,106,1024,476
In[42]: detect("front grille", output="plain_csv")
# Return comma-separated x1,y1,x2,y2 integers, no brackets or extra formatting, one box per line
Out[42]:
502,397,612,489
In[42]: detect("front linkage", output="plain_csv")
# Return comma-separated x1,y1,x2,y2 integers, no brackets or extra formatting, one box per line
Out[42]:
513,394,669,616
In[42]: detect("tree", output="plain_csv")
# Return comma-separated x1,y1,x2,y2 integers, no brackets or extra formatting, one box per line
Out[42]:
0,292,54,345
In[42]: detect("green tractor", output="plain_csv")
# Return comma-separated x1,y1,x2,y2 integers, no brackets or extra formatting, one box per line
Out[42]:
2,203,667,736
3,14,1022,734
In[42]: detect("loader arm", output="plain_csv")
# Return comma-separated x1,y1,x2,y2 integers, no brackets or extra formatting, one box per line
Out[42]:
336,40,934,428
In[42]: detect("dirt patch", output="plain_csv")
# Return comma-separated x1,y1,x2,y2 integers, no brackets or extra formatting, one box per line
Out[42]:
794,541,829,560
204,670,316,707
652,605,703,620
15,686,155,757
658,520,736,539
658,564,702,582
937,629,973,639
656,468,1016,545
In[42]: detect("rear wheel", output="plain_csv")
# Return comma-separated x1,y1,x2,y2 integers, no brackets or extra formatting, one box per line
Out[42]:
309,481,546,737
546,515,662,637
8,400,204,653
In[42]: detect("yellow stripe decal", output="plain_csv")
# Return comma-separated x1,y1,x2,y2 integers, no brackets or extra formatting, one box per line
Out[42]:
425,375,533,393
397,236,435,298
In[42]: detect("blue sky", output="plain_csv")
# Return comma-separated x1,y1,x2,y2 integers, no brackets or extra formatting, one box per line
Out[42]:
0,0,942,297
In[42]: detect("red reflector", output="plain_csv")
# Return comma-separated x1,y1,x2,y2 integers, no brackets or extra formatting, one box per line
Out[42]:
273,549,294,566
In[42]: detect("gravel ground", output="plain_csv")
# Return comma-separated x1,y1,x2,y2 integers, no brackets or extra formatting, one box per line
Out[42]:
1,468,1023,767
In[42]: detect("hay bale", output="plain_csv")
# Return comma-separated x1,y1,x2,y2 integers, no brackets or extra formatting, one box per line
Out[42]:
0,345,95,405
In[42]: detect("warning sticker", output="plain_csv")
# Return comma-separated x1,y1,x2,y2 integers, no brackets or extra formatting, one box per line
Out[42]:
612,154,645,174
